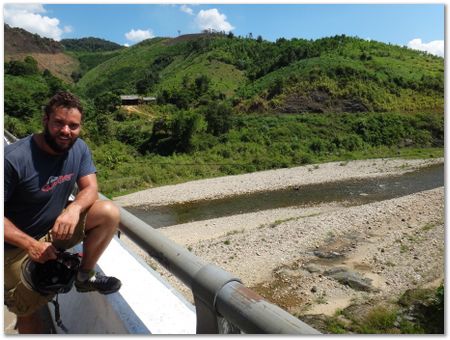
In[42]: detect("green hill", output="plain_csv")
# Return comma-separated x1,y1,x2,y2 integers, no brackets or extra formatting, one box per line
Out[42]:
60,37,126,82
4,30,444,196
61,37,124,52
76,33,443,114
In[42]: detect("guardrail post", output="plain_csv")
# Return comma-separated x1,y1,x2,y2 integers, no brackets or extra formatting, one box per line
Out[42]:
191,263,241,333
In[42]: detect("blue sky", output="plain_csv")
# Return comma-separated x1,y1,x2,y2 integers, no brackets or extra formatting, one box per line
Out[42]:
3,2,445,57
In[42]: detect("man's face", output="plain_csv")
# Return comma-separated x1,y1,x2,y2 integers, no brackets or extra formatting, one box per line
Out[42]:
43,106,82,154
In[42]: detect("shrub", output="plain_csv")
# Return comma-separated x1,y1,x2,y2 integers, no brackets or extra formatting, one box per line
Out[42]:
202,101,233,136
5,56,39,76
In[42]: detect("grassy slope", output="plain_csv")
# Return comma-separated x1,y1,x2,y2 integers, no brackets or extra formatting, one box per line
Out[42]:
67,50,122,73
241,40,443,112
75,35,443,113
159,53,246,96
76,38,170,96
77,37,247,97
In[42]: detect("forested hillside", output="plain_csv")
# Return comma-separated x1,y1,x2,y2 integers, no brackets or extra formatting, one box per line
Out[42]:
4,24,63,54
4,24,79,82
76,33,443,114
4,28,444,197
61,37,124,52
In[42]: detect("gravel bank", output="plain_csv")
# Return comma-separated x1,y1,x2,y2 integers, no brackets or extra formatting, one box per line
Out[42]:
113,158,443,207
115,157,444,317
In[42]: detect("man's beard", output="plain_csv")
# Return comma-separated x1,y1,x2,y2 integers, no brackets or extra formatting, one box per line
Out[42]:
43,125,77,153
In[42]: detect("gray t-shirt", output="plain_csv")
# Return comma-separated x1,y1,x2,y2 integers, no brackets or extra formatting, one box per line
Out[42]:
4,134,96,249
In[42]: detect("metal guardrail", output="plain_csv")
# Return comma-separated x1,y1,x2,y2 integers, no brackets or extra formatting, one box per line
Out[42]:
4,130,320,334
101,195,320,334
3,130,17,144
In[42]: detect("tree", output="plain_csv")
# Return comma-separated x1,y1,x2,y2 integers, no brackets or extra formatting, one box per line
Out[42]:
5,56,39,76
95,111,115,143
158,87,191,109
268,78,284,99
142,110,206,155
43,69,67,94
136,72,159,94
194,74,210,96
94,92,121,113
202,101,233,136
170,110,205,152
71,71,82,82
24,56,39,72
4,89,39,119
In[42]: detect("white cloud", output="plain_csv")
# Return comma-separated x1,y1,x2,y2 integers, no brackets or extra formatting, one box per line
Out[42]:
125,29,154,43
180,5,194,15
5,3,46,14
4,3,66,41
407,38,444,58
195,9,235,33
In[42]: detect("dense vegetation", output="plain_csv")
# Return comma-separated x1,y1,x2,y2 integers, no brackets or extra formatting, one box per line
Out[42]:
61,37,124,52
68,50,123,82
307,284,444,334
76,34,443,114
87,110,443,196
60,37,125,82
4,32,444,199
4,56,69,136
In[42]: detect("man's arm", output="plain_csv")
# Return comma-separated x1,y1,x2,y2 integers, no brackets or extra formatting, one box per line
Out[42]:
4,217,57,263
51,174,99,240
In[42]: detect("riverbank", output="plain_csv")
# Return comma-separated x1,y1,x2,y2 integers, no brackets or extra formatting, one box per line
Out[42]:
113,157,443,207
114,157,444,323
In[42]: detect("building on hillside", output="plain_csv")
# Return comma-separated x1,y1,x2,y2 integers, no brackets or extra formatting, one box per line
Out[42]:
120,95,156,105
120,95,140,105
142,96,156,104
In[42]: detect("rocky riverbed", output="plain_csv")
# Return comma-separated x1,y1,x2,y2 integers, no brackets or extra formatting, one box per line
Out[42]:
114,157,444,325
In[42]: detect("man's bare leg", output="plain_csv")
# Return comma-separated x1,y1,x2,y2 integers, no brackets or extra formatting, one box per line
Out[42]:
80,200,120,271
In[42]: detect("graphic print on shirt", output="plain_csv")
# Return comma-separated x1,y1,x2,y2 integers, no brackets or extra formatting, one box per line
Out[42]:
41,173,74,192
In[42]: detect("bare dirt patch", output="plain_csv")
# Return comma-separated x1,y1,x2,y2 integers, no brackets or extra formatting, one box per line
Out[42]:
5,52,79,83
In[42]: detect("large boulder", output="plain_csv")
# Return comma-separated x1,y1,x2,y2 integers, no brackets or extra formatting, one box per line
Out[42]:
324,267,376,292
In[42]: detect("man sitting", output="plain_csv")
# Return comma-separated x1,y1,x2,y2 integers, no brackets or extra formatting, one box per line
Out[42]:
4,91,122,333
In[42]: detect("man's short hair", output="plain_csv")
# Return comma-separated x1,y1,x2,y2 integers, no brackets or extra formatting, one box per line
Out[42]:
44,91,84,119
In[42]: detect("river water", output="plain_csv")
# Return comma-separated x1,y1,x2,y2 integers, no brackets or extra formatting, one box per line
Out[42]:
124,163,444,229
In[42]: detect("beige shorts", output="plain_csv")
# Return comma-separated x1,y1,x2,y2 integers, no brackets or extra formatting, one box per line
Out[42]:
4,213,87,316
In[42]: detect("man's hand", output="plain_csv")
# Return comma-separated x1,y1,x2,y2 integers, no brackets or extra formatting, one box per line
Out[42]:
5,217,57,262
51,203,81,240
28,241,58,263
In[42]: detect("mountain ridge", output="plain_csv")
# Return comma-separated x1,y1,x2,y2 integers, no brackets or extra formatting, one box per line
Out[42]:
4,25,444,114
77,33,444,114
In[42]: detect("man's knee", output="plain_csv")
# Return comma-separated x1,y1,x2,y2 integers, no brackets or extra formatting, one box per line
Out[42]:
87,200,120,229
100,200,120,224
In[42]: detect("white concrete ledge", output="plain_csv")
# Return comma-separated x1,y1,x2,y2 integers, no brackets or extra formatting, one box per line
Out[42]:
49,236,196,334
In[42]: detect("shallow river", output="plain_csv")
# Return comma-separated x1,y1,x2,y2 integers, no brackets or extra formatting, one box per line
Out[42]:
124,163,443,228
